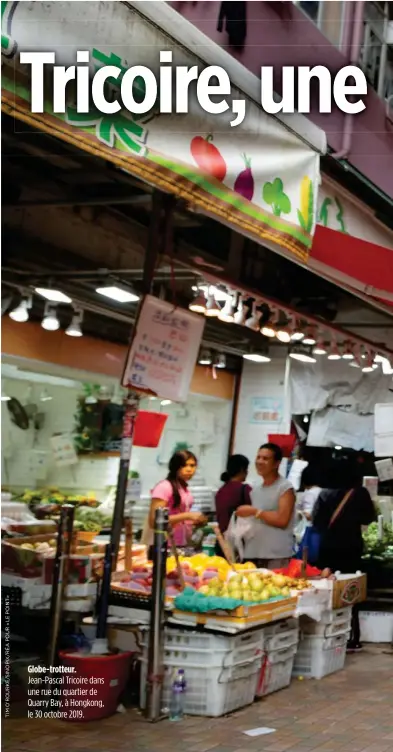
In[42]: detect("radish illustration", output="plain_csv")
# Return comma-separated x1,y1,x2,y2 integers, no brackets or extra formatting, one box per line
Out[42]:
234,154,254,201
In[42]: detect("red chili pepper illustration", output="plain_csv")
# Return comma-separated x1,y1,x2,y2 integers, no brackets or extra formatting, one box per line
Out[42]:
190,135,227,182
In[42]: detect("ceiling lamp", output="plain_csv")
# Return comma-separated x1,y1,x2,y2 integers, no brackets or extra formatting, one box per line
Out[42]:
218,292,237,323
245,302,261,331
290,318,304,342
327,342,341,360
342,343,354,360
96,285,139,303
41,303,60,331
303,328,316,346
66,308,83,337
234,295,248,326
215,353,227,369
40,389,52,402
205,289,221,317
289,343,316,363
276,323,291,343
198,348,212,365
261,320,276,337
35,287,72,304
195,284,231,303
1,393,11,402
189,288,206,314
243,352,271,363
381,358,393,375
161,399,172,406
9,295,32,323
313,339,327,356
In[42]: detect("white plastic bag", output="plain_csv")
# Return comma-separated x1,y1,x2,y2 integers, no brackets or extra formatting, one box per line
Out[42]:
225,514,255,561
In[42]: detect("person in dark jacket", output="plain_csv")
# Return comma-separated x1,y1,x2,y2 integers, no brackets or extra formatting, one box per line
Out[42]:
312,458,377,653
215,454,251,555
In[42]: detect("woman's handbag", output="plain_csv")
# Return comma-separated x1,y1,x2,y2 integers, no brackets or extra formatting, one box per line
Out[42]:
296,489,354,566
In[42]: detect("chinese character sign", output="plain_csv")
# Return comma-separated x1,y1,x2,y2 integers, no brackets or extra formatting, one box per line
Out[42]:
122,295,205,402
250,397,284,425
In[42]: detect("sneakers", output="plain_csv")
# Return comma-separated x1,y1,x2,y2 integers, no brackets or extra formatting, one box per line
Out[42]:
346,641,363,654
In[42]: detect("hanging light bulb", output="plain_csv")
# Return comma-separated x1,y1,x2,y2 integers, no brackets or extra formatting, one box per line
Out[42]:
289,344,316,363
205,288,221,317
41,303,60,331
245,301,261,331
342,343,354,360
189,288,207,314
66,308,83,337
233,295,248,326
327,341,341,360
9,295,32,323
218,292,237,323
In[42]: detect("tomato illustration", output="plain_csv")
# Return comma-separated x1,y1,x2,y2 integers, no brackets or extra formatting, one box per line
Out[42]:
190,135,227,182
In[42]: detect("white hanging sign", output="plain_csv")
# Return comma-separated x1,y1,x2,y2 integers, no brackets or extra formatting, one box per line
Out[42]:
122,295,205,403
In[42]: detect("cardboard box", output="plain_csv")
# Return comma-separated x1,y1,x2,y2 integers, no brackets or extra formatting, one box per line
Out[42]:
2,534,57,578
315,573,367,609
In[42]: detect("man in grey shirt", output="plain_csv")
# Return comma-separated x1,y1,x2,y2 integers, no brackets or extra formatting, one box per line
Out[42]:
236,443,295,569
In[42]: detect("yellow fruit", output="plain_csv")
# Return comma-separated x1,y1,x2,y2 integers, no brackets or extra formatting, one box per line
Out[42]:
261,588,271,601
199,585,209,595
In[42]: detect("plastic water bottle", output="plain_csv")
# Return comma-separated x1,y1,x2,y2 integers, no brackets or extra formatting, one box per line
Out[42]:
169,669,186,721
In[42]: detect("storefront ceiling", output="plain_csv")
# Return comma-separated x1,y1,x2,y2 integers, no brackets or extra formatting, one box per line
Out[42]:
2,113,392,360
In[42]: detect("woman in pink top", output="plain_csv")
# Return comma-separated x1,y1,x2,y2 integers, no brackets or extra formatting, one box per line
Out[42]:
148,450,207,554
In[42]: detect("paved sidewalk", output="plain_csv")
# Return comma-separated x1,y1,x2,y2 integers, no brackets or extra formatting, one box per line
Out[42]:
4,648,393,752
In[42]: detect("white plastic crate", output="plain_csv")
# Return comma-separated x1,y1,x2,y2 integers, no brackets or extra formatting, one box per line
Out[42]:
292,632,349,680
139,653,262,716
256,644,297,697
262,621,299,652
140,626,264,668
301,608,352,638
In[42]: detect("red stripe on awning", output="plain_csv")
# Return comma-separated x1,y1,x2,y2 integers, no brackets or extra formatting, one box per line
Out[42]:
311,226,393,306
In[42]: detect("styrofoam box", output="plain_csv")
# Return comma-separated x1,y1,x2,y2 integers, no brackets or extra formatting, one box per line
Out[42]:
301,608,352,638
256,644,297,697
292,632,349,680
140,654,262,717
359,611,393,643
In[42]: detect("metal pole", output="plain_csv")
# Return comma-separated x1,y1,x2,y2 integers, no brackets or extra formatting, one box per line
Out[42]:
48,504,75,666
145,507,168,722
110,391,140,565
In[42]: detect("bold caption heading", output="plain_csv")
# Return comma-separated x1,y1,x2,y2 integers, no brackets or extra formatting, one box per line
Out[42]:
21,50,368,125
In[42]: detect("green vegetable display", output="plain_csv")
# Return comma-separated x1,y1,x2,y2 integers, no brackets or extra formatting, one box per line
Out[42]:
362,522,393,561
73,508,113,532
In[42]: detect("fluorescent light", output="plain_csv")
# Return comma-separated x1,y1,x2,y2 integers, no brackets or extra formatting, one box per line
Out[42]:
335,445,342,451
313,341,327,356
96,286,139,303
161,399,172,406
243,353,271,363
303,328,316,346
41,303,60,331
36,287,72,304
1,394,11,402
9,296,32,323
327,343,341,360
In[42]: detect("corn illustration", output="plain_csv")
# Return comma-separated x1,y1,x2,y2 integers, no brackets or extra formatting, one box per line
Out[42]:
297,176,314,234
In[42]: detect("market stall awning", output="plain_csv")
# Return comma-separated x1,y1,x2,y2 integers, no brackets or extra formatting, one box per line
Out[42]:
311,178,393,308
1,0,325,263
